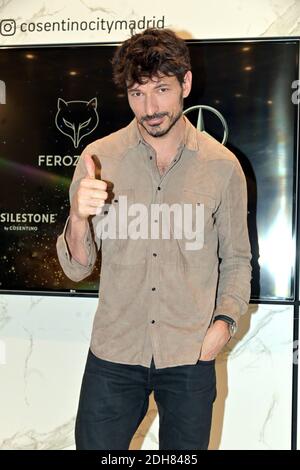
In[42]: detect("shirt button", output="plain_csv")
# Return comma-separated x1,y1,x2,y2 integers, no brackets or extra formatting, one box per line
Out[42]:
114,199,118,203
157,186,161,190
152,287,156,291
149,156,153,160
104,210,108,215
153,253,157,257
151,320,155,324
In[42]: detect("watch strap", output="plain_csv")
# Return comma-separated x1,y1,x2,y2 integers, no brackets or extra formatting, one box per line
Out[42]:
213,314,235,325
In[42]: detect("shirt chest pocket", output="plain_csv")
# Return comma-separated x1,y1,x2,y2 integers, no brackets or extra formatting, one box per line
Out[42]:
181,188,216,231
100,188,147,266
161,189,217,267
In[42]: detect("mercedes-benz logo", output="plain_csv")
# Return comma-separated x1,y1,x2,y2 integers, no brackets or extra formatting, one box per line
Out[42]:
183,105,228,145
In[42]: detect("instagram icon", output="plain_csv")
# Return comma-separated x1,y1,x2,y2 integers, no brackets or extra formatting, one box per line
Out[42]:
0,19,16,35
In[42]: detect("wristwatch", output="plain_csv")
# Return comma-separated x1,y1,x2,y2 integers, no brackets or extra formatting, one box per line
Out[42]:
213,314,237,337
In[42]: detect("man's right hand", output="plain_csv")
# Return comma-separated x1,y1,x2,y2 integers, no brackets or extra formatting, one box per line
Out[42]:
71,153,108,220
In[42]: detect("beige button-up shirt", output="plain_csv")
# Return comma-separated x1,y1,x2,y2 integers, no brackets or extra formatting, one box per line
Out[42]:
56,116,252,369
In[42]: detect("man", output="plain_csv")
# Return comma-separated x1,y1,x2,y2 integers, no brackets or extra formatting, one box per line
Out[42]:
56,28,252,450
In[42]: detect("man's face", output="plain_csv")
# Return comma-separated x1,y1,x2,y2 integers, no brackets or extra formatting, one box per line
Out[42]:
127,72,192,138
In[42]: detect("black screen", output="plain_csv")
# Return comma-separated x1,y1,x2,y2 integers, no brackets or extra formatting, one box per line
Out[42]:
0,40,298,299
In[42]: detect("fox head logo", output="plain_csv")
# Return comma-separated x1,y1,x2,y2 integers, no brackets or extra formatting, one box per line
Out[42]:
55,97,99,148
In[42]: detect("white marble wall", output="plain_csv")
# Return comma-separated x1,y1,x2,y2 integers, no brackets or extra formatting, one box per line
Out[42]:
0,294,96,449
210,304,294,450
0,0,299,451
0,0,299,46
0,298,294,450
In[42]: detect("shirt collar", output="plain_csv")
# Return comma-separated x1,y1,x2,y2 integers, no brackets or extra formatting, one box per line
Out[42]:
125,115,199,152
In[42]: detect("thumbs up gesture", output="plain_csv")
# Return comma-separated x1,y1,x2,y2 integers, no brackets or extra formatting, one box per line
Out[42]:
84,153,97,179
71,153,108,220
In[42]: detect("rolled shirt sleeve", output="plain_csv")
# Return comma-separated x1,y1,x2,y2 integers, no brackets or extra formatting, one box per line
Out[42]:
212,160,252,326
56,215,97,282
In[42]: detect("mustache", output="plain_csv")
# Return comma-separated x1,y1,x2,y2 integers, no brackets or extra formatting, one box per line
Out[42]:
141,112,169,122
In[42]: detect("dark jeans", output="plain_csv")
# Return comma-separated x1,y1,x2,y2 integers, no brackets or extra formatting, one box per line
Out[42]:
75,349,216,450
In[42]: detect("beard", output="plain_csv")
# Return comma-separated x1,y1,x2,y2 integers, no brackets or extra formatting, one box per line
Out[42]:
139,92,184,138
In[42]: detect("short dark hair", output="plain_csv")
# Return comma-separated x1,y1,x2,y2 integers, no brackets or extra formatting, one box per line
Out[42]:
112,28,191,90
